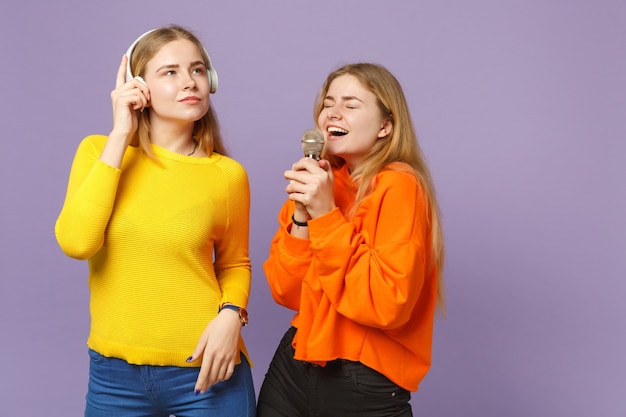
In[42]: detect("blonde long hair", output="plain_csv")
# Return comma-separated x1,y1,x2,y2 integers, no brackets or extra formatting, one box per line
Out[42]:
314,63,446,311
128,25,228,157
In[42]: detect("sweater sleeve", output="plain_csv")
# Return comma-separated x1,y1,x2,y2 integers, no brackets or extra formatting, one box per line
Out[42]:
263,200,314,311
215,159,252,309
55,135,121,260
308,170,430,330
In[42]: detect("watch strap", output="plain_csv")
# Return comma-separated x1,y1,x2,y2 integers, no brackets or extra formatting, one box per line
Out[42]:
220,304,248,326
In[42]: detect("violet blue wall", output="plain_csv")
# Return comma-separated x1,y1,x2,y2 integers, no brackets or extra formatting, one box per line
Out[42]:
1,1,624,416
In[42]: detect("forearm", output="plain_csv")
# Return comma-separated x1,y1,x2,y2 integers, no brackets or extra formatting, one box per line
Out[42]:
289,204,310,239
216,265,251,308
314,232,426,329
99,130,132,168
308,177,430,329
264,223,312,310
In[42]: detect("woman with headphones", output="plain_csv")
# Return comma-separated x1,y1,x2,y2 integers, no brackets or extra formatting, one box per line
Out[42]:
55,25,255,416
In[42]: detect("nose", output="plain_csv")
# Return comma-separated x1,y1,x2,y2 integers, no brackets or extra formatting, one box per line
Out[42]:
327,107,341,120
183,73,197,90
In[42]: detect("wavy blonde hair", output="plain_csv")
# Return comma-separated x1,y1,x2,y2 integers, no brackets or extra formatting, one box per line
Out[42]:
314,63,446,311
128,25,227,158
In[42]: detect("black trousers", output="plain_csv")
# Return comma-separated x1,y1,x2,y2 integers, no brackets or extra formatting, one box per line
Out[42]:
257,327,413,417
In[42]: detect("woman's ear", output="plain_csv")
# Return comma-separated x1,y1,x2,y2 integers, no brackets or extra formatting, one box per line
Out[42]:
378,119,393,138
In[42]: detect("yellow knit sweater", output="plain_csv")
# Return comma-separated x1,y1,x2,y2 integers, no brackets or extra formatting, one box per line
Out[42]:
55,134,251,366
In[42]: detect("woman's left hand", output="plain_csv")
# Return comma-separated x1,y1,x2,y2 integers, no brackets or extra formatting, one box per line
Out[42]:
187,310,241,394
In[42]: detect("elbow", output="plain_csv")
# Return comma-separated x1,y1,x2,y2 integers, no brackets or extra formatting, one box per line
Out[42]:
56,240,95,260
269,286,293,307
365,295,417,330
374,309,412,330
54,228,99,260
268,282,301,311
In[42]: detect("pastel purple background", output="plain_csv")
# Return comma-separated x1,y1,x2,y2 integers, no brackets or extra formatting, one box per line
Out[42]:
1,1,624,416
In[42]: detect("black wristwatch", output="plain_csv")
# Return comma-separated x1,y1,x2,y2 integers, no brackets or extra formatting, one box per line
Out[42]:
220,304,249,326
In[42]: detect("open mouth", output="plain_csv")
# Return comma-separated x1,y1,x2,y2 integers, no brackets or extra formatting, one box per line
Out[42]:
328,126,348,137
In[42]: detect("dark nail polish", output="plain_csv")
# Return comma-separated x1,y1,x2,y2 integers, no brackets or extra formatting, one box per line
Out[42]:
195,390,200,396
186,356,193,363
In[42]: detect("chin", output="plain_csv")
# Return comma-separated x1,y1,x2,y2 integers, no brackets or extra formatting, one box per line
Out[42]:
182,110,209,122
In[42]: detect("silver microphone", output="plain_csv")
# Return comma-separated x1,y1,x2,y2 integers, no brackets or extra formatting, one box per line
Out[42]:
301,129,325,160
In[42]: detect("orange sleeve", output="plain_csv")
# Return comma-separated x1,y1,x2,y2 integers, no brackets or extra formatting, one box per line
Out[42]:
263,199,313,312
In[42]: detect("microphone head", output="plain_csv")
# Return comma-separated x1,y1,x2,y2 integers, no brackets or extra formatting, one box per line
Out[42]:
301,129,325,160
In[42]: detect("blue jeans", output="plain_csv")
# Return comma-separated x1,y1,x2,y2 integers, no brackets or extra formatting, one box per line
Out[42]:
85,349,256,417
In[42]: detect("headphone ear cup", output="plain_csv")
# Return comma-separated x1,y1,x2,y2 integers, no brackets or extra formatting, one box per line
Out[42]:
204,50,218,94
208,66,218,94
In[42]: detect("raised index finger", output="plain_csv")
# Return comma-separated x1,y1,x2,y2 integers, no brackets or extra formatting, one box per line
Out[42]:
115,55,128,89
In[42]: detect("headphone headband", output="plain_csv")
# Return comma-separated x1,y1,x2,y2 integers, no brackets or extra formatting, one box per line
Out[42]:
124,28,218,94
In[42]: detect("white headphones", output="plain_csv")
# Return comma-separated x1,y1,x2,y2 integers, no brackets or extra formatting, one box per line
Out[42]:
125,29,218,94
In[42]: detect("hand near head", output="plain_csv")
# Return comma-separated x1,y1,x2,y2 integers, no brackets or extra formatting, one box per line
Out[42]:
109,55,151,142
285,157,336,220
100,56,152,168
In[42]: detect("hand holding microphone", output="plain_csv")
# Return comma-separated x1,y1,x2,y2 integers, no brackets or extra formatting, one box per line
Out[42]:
285,129,335,221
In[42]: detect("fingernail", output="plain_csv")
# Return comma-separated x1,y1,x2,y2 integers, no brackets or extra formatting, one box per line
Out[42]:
195,389,200,396
186,356,193,363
